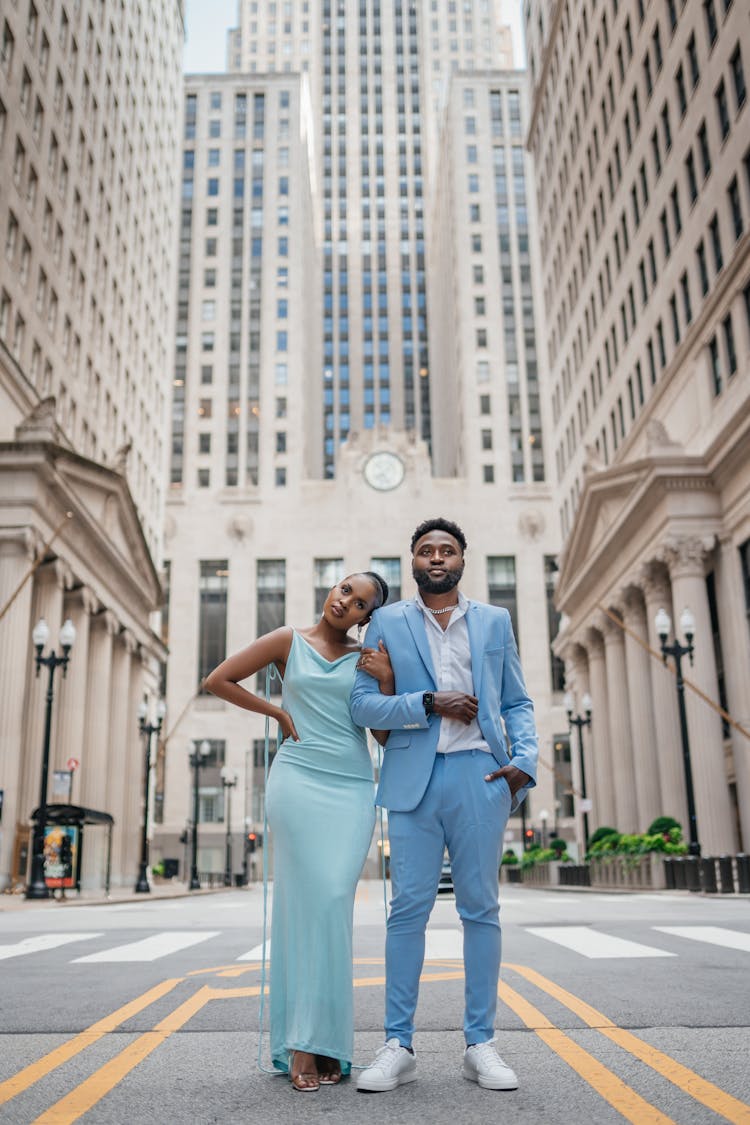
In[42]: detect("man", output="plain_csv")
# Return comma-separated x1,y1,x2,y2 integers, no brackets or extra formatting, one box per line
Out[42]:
351,517,538,1093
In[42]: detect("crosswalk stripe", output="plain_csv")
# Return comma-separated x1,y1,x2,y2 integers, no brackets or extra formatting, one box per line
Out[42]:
653,926,750,953
237,942,270,962
0,934,102,961
525,926,675,959
72,931,220,963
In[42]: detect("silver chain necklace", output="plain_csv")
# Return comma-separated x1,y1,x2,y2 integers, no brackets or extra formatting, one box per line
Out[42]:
428,604,458,615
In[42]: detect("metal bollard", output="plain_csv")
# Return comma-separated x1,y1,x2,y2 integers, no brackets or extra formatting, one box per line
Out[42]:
673,857,687,889
700,856,717,893
663,857,676,890
685,855,701,892
718,855,735,894
736,854,750,894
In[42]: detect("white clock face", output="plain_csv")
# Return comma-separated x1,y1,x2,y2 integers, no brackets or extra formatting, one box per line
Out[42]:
363,452,405,491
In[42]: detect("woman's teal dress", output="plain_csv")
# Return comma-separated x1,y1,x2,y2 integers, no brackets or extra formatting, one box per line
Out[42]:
265,630,376,1075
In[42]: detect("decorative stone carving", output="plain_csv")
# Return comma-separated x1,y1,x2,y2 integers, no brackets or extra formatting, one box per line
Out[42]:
659,535,716,579
15,397,63,443
638,560,671,604
645,418,682,454
112,441,132,474
517,509,545,540
582,443,605,474
227,515,254,543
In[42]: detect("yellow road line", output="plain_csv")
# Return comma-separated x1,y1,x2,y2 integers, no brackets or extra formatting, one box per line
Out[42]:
0,978,183,1107
506,964,750,1125
499,981,676,1125
32,987,215,1125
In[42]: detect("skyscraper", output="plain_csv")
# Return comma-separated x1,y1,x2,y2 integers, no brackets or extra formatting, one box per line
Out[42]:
156,8,567,875
526,0,750,851
0,0,184,889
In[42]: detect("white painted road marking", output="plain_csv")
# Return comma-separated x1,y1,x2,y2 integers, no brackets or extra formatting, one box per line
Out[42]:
72,931,220,962
525,926,676,959
0,934,102,961
654,926,750,953
237,941,270,962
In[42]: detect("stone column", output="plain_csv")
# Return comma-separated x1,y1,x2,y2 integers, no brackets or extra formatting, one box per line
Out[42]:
108,630,136,886
584,626,616,829
600,610,639,833
80,610,119,814
621,586,662,832
640,561,688,828
712,536,750,851
55,586,98,801
19,559,69,825
661,537,736,854
0,530,36,888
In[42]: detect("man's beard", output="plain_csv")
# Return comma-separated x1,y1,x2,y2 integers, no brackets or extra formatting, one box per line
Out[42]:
412,562,464,595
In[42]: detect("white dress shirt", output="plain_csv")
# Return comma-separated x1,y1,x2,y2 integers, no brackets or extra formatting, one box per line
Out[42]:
415,591,491,755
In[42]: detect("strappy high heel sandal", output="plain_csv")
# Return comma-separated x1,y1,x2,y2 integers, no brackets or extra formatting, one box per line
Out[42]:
289,1051,320,1092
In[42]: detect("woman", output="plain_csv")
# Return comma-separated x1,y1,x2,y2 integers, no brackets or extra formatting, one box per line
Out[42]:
204,570,391,1091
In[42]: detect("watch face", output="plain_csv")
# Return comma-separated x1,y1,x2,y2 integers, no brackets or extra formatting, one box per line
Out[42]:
363,452,405,491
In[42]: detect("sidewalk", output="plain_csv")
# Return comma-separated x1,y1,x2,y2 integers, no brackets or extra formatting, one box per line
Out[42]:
0,881,248,912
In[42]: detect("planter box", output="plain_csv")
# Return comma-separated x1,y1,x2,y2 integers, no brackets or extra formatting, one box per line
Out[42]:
501,866,522,883
589,853,667,890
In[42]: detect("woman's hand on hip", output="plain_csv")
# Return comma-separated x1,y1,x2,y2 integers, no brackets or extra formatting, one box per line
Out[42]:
277,709,300,742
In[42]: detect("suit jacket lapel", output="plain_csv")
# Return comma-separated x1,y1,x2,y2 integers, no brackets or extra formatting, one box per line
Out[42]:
403,602,438,688
465,602,485,696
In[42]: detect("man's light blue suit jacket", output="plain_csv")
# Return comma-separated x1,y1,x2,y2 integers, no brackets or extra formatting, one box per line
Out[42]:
350,598,538,813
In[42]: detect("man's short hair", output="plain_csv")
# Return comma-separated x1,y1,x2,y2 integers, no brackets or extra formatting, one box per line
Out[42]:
410,518,468,554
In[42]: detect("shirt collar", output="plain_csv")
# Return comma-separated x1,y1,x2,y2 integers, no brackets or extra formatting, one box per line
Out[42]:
415,589,469,621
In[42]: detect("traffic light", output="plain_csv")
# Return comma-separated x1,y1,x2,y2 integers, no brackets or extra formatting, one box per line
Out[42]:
247,832,257,853
524,828,535,850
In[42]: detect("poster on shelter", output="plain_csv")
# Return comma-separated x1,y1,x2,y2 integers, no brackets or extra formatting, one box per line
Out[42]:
44,825,78,889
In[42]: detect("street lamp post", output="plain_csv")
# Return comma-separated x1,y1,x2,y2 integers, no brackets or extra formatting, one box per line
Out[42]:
564,690,593,854
135,698,166,893
656,607,700,857
539,808,549,850
220,766,238,887
25,617,76,900
189,740,211,890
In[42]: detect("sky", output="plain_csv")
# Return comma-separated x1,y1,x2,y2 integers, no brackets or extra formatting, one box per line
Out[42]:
182,0,526,74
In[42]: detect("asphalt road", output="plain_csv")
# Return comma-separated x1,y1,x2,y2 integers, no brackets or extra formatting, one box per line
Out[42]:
1,884,749,1124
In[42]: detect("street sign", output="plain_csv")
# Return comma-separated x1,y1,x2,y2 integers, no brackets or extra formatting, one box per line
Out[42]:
67,758,79,771
579,798,593,813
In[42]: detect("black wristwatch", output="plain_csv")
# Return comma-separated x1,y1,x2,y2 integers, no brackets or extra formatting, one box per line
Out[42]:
423,691,435,716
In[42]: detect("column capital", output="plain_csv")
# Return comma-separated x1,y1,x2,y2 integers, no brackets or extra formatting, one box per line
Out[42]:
0,526,38,561
584,622,605,654
93,608,120,637
598,608,625,645
120,628,139,655
658,535,716,580
67,584,100,616
620,584,647,627
638,560,672,605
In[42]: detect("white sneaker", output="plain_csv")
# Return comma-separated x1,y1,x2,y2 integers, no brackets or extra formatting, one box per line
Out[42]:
463,1040,518,1090
356,1038,417,1092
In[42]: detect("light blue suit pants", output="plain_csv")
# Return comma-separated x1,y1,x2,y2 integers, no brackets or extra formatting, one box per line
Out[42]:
385,749,512,1047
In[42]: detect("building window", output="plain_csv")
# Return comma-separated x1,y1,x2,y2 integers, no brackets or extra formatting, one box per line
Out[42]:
715,79,730,140
256,561,285,694
198,561,228,690
544,556,565,692
487,556,518,640
483,464,495,483
728,176,744,240
731,44,746,110
314,558,344,616
739,539,750,639
703,0,718,47
708,334,722,395
709,212,723,272
723,313,737,376
370,557,401,604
